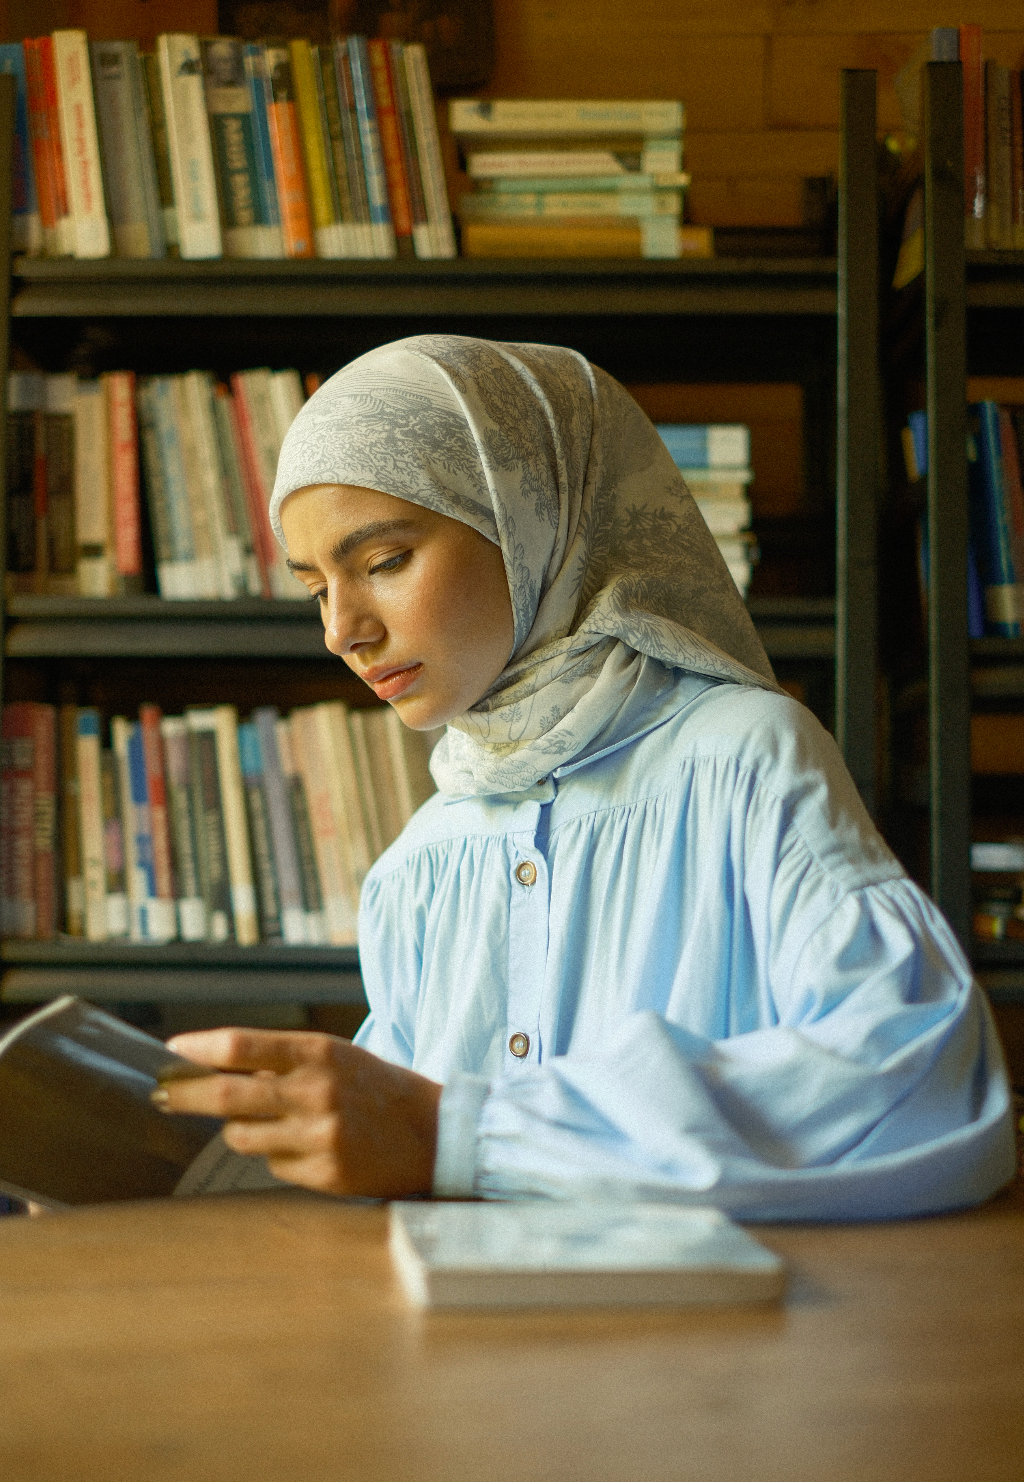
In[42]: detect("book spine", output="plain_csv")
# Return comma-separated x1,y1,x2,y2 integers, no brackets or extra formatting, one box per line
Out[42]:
315,46,358,242
125,40,167,258
290,708,357,945
58,704,84,934
238,722,283,941
73,377,110,596
76,707,108,941
103,371,143,590
52,29,110,258
227,371,278,594
268,367,305,446
317,701,372,883
169,373,222,598
332,40,375,257
31,37,74,255
462,190,682,218
89,39,161,258
31,703,57,939
969,402,1022,636
212,382,264,596
401,43,455,259
999,405,1024,594
230,369,305,598
360,708,403,849
100,747,129,937
275,716,325,942
187,720,232,940
240,44,283,249
129,720,174,941
449,97,684,134
157,33,222,260
367,38,414,255
961,24,986,249
201,37,277,260
138,703,178,941
159,716,206,940
986,62,1014,251
345,36,396,258
44,374,77,578
211,706,259,945
179,371,238,597
0,44,42,254
264,44,314,258
388,42,431,258
136,378,189,598
110,716,142,941
1,704,37,937
289,38,346,258
7,373,45,575
140,50,179,252
148,376,200,595
253,707,307,942
345,709,384,860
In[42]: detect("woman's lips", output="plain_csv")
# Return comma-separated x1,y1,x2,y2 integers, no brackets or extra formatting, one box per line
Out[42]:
364,663,424,700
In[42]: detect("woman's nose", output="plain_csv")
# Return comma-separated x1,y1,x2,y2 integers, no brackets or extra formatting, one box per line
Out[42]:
322,586,384,658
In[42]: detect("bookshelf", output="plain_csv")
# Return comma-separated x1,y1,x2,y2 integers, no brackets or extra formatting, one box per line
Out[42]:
0,70,879,1014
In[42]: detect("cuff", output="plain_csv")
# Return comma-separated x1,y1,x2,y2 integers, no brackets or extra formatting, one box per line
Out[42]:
432,1073,491,1198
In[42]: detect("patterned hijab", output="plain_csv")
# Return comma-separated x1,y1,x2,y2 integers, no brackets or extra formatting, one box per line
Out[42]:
270,335,780,797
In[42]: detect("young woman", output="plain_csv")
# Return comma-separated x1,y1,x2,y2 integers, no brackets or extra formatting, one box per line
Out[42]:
161,335,1014,1219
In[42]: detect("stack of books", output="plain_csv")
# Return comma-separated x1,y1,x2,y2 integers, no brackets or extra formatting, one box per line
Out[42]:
0,700,439,948
450,97,707,259
971,840,1024,941
656,424,756,595
6,366,313,601
0,30,455,261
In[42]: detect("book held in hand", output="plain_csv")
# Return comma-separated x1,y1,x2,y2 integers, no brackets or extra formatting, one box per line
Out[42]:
389,1200,785,1309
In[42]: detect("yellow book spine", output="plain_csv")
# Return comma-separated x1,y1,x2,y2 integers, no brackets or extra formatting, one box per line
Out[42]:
289,39,335,231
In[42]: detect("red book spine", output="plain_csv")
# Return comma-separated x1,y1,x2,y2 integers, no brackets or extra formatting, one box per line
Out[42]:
367,39,413,244
31,702,57,939
961,24,986,245
138,704,175,905
2,703,37,938
227,375,277,588
105,371,143,579
24,38,69,239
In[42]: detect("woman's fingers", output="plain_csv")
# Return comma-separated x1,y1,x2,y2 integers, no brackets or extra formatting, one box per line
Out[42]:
166,1027,340,1075
157,1068,285,1120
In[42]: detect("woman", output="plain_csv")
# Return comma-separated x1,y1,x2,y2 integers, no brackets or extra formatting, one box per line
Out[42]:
161,335,1014,1219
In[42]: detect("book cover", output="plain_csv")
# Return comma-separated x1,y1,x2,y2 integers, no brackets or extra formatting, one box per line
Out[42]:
263,43,314,259
961,24,986,249
402,42,457,259
290,708,357,945
485,171,689,193
52,29,110,259
317,701,372,884
1,705,36,938
314,44,364,256
187,706,257,946
968,401,1023,637
157,33,222,260
73,378,111,595
275,716,326,943
211,382,264,597
110,718,142,941
138,704,178,943
0,44,42,254
466,148,650,179
23,36,72,257
136,378,191,599
345,709,384,861
389,1202,784,1310
129,718,175,942
460,219,670,259
388,42,431,259
174,372,236,598
30,703,57,941
148,376,204,596
90,39,165,258
986,62,1014,251
104,370,144,593
332,38,376,258
159,715,207,942
240,44,284,254
6,372,44,577
186,719,232,942
229,369,307,598
58,704,84,936
237,722,283,941
140,50,179,252
366,38,414,257
357,706,403,850
655,424,750,469
449,98,684,136
289,38,348,259
253,707,307,944
345,35,396,258
43,373,77,582
201,36,279,260
100,748,129,938
76,707,108,941
460,189,682,219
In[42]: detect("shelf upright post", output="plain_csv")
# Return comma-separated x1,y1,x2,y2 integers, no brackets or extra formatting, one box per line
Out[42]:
835,70,879,814
923,62,971,948
0,73,15,716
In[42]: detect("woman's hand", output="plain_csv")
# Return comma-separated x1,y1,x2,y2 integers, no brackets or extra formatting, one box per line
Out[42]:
158,1029,442,1199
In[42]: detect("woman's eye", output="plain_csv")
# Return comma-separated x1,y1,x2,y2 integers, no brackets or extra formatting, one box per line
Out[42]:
309,587,327,604
369,551,409,576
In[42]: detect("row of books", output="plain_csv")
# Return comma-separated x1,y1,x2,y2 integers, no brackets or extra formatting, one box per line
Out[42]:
0,700,439,948
893,25,1024,286
6,367,312,600
904,401,1024,639
449,97,708,261
655,423,755,596
0,30,455,261
971,840,1024,941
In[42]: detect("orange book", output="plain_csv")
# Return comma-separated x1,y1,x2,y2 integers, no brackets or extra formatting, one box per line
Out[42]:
104,372,143,587
960,24,986,248
263,43,314,258
366,38,413,252
23,37,70,255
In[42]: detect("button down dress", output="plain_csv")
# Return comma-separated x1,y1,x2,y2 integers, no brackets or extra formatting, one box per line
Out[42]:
355,669,1015,1220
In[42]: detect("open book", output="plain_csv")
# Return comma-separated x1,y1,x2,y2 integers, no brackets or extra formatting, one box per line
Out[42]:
389,1201,786,1308
0,996,283,1207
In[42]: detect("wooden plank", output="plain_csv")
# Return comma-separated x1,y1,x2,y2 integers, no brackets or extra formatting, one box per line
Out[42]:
971,713,1024,773
686,131,839,177
924,61,971,948
836,70,879,814
491,0,776,48
688,177,804,227
770,3,1024,34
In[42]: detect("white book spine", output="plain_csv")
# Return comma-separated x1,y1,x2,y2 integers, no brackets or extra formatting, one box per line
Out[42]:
52,30,111,259
76,724,107,941
317,702,371,883
404,45,456,259
158,34,222,260
448,97,684,135
181,373,241,598
110,718,144,942
240,369,307,599
169,376,222,598
212,706,259,946
290,710,357,945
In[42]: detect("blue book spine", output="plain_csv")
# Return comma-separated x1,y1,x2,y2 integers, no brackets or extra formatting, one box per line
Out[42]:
242,44,281,228
908,409,928,476
150,378,196,569
346,36,393,230
0,44,41,255
127,723,157,937
969,401,1022,637
656,425,708,467
920,509,986,640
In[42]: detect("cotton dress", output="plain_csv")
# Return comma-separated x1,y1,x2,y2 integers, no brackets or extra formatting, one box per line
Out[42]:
356,663,1015,1221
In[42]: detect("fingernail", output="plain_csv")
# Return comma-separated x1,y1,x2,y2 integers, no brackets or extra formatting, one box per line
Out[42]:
150,1088,170,1108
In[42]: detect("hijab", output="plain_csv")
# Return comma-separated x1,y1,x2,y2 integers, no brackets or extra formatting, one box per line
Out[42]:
270,335,780,797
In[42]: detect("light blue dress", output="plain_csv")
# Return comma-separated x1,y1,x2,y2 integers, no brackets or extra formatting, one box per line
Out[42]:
355,664,1015,1220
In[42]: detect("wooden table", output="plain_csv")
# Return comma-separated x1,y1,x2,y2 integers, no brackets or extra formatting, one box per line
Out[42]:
2,1183,1023,1482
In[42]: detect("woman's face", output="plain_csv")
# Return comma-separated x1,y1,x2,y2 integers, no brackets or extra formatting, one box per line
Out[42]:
280,484,515,729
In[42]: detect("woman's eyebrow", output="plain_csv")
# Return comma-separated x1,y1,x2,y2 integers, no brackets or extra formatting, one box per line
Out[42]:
286,519,418,572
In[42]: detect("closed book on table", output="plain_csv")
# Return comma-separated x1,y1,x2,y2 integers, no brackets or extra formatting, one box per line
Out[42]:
0,43,42,254
52,30,110,258
157,33,222,260
90,39,165,258
201,37,279,260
